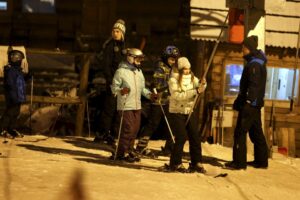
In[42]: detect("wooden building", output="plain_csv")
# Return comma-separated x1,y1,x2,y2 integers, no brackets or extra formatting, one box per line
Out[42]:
1,0,300,157
190,0,300,157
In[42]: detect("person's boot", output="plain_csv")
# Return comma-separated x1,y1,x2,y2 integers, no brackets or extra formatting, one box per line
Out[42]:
93,132,105,143
103,134,116,147
109,152,125,161
159,163,188,173
224,161,247,170
247,161,268,169
188,163,207,173
10,129,24,138
159,146,172,156
0,130,12,138
127,151,141,162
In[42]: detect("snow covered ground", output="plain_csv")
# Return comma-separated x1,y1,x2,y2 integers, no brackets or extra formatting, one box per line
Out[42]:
1,135,300,200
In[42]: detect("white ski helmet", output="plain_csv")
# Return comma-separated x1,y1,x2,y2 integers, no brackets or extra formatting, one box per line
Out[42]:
126,48,145,65
127,48,144,58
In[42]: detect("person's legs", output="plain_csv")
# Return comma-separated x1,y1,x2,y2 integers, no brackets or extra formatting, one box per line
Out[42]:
186,113,202,165
229,104,256,169
136,105,162,152
248,109,268,167
168,113,187,167
0,103,22,138
95,92,117,143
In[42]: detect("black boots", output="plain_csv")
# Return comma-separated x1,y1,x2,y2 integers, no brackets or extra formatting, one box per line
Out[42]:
224,161,247,170
110,151,141,163
159,163,207,174
159,163,188,173
247,161,268,169
0,129,24,139
188,163,207,174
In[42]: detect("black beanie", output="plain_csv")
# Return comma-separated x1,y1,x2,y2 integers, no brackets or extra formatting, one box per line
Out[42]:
243,35,258,52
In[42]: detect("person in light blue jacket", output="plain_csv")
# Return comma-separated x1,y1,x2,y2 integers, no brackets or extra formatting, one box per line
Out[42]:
111,48,157,162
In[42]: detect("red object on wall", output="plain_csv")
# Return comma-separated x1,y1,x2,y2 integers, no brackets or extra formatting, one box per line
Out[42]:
228,8,244,44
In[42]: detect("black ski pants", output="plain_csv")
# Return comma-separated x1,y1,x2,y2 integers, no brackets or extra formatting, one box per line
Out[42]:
96,89,117,138
168,112,202,166
232,103,268,167
136,104,173,151
1,103,21,132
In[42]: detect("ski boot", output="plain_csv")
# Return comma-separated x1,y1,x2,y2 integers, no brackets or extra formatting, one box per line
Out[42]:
9,129,24,138
135,148,157,159
224,161,247,170
188,162,207,174
159,163,188,173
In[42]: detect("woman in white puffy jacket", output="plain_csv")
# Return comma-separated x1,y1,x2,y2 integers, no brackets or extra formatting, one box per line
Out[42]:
164,57,207,173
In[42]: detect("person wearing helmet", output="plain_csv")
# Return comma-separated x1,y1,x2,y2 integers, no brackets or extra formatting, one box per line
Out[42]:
135,45,180,157
0,49,26,138
94,19,127,144
111,48,157,162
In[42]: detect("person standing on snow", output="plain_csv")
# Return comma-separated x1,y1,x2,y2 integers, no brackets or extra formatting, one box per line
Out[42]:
0,50,26,138
162,57,207,173
111,48,157,162
135,45,180,157
94,19,127,145
225,35,268,170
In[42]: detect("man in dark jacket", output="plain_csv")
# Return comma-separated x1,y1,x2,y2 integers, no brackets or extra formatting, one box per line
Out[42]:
0,50,26,138
225,35,269,170
94,19,126,144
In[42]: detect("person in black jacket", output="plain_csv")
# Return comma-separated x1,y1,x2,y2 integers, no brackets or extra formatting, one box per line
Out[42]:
0,50,26,138
135,46,180,157
225,35,269,170
93,19,127,144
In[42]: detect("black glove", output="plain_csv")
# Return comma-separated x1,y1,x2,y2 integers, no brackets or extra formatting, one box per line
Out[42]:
233,95,245,111
150,93,158,101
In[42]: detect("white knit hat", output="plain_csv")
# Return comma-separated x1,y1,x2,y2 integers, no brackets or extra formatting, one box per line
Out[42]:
177,57,191,70
113,19,126,35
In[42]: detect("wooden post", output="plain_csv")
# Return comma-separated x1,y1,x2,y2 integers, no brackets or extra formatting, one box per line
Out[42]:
75,54,90,136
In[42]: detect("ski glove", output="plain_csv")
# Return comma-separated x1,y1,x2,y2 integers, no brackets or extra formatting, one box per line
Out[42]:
197,79,207,94
233,95,245,111
120,87,130,96
150,93,159,102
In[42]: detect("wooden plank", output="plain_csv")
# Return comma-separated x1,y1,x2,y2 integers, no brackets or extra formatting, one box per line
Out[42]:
75,54,91,136
288,128,296,157
0,95,81,104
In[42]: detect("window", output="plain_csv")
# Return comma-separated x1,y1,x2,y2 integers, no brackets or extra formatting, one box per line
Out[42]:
0,1,7,10
22,0,55,13
225,64,299,100
225,64,243,96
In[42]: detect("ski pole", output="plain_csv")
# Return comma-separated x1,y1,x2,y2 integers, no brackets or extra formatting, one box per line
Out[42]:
114,94,128,160
153,88,175,143
185,12,229,126
86,100,91,138
30,75,33,134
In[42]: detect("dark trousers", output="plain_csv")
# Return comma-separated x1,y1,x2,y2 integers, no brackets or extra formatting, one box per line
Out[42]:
136,104,173,151
96,90,117,138
1,103,21,132
233,103,268,167
117,110,141,155
136,104,164,149
168,112,202,166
